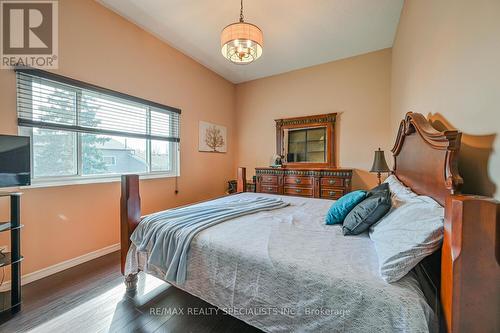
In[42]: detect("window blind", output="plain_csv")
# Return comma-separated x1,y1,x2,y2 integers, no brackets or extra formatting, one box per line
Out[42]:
16,68,181,142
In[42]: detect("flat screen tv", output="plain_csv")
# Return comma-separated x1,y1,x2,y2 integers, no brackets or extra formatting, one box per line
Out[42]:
0,135,31,188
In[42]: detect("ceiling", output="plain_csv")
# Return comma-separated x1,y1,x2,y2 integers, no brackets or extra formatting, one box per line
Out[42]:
98,0,403,84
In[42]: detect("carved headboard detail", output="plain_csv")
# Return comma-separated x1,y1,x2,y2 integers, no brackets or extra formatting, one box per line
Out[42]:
392,112,464,206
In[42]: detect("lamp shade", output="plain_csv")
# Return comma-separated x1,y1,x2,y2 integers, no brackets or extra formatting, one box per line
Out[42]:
370,148,390,173
221,22,263,64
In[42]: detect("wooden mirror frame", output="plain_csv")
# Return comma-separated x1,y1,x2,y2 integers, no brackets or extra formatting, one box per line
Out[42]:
275,113,337,168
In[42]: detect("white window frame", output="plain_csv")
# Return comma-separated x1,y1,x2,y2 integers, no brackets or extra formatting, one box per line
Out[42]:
19,131,180,189
17,74,180,188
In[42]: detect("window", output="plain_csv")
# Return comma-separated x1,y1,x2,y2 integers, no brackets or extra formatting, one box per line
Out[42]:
16,69,181,185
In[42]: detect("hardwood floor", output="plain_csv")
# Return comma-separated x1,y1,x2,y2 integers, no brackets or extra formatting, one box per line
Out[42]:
0,251,262,333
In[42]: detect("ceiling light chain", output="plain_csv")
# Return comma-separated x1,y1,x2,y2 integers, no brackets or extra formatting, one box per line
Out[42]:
239,0,244,22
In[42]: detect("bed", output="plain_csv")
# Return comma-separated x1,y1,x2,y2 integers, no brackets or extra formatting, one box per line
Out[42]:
120,113,499,333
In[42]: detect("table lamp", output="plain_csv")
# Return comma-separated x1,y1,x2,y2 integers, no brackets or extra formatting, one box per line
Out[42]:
370,148,390,185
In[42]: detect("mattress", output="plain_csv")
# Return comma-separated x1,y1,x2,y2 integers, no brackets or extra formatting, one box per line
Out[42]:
126,192,436,333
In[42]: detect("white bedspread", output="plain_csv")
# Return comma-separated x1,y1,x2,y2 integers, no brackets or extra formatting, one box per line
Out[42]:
126,193,436,333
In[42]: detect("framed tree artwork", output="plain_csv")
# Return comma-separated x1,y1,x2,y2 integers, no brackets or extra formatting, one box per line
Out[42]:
199,121,227,153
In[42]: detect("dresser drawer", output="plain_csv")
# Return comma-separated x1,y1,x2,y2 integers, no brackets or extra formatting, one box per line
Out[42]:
284,186,313,197
260,185,279,194
320,188,344,200
260,175,278,185
284,176,313,186
320,177,344,187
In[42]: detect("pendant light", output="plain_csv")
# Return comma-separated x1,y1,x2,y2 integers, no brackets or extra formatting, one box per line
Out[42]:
221,0,263,64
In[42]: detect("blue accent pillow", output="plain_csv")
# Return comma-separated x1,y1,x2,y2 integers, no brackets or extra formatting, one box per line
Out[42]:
325,190,367,225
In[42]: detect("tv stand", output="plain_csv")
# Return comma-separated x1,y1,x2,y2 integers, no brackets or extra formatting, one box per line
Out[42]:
0,192,23,316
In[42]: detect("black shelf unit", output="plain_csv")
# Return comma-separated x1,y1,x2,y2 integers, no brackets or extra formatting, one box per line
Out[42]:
0,192,22,315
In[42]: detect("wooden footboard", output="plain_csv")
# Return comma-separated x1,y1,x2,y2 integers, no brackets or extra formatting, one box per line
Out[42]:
120,174,141,275
236,167,247,193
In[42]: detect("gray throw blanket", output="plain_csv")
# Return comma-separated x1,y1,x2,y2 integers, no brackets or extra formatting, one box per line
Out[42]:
131,196,289,283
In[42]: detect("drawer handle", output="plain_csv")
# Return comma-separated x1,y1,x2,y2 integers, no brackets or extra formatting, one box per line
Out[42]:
329,191,337,196
295,189,302,193
294,179,301,184
328,179,336,185
267,187,273,191
267,177,273,181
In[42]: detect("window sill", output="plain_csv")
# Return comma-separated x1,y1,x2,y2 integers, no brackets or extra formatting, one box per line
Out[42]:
21,172,177,189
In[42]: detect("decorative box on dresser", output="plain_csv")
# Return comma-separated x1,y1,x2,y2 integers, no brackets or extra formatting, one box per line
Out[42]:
256,168,352,200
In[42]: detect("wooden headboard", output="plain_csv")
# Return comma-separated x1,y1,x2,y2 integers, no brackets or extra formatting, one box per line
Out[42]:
391,112,499,333
392,112,463,205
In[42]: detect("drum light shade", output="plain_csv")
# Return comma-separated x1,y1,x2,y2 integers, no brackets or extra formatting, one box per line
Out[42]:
221,0,263,64
221,22,263,64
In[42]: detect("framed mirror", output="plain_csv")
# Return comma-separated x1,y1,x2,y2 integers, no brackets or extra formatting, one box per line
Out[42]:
275,113,336,168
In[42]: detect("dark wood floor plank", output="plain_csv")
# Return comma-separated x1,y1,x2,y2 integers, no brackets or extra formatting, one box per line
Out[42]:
0,251,262,333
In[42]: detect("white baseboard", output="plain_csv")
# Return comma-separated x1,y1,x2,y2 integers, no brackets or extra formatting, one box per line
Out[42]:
0,243,120,292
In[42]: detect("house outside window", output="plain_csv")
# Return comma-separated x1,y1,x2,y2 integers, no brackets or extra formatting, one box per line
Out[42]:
102,156,116,166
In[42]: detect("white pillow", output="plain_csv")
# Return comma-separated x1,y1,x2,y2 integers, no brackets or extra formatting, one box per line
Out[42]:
369,194,444,283
383,175,418,202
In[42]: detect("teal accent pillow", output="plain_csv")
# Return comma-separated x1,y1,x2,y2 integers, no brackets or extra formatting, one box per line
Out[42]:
325,190,367,225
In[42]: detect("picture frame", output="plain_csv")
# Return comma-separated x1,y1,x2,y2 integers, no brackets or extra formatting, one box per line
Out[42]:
198,121,227,153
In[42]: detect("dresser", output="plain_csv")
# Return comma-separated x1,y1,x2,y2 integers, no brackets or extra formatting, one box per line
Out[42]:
255,167,352,200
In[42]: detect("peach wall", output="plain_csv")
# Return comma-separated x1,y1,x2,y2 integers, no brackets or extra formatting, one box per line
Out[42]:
0,0,236,277
391,0,500,199
235,49,392,190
